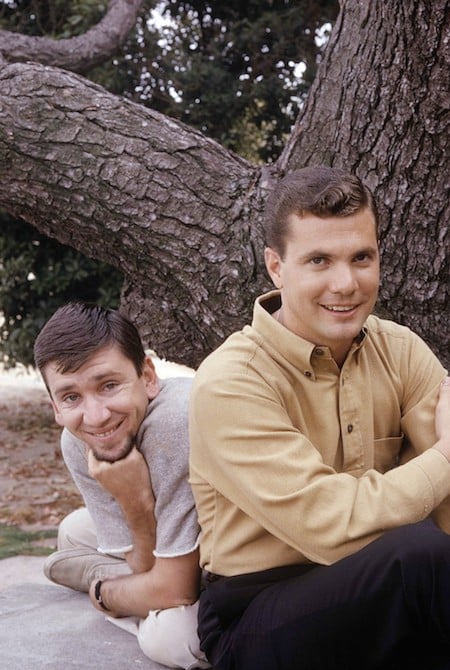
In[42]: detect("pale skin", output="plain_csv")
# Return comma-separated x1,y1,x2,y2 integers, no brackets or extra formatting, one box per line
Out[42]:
264,208,380,368
44,345,201,618
89,549,201,618
264,208,450,461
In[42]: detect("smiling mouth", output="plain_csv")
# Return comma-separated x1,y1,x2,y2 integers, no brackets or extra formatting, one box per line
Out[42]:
86,420,123,438
322,305,357,312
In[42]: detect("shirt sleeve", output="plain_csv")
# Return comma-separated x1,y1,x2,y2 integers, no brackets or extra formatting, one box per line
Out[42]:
61,429,133,555
399,327,447,445
139,377,200,557
398,329,450,531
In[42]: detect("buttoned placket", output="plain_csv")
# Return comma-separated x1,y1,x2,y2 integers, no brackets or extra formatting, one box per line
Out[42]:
338,347,366,475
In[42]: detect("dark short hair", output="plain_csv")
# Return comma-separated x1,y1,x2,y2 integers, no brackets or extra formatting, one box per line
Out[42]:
264,166,379,256
34,302,146,387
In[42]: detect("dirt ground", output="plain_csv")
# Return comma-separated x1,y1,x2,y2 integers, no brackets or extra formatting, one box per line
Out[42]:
0,368,82,532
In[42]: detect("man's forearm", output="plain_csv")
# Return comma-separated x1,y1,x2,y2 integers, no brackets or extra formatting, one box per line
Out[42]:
90,553,201,618
121,493,156,573
88,447,157,573
92,573,190,618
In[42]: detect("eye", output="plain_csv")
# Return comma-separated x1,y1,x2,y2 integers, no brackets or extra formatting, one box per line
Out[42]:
310,256,326,266
353,252,370,263
103,381,119,392
62,393,79,405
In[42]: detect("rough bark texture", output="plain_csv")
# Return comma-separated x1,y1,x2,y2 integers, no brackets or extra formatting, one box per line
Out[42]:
0,0,448,368
0,0,144,74
0,64,271,367
279,0,449,366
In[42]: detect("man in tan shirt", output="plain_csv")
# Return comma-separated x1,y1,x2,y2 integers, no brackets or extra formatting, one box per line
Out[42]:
189,166,450,669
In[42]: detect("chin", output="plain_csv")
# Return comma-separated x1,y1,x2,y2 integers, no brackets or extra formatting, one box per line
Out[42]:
92,438,134,463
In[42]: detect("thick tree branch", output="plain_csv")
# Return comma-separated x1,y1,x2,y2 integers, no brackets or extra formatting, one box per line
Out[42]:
0,0,145,74
0,60,271,366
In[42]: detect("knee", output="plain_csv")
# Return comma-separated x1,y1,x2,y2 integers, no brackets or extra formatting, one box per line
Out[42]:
138,611,175,666
382,520,450,569
57,510,80,549
138,604,208,669
57,508,95,550
379,521,450,627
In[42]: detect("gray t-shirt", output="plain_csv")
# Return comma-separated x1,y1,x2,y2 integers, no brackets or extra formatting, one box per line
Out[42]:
61,376,199,557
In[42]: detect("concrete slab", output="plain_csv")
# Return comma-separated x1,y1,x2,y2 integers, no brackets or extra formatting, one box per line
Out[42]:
0,555,48,590
0,582,165,669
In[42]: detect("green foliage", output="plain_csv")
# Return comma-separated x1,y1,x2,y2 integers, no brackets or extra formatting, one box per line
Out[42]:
0,0,338,366
0,214,122,368
126,0,339,163
0,0,107,37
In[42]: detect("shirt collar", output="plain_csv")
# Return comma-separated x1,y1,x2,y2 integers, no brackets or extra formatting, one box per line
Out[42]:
253,290,368,372
253,290,317,373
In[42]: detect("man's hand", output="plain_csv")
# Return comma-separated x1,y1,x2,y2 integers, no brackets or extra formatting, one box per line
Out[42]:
88,447,154,508
88,447,157,573
433,377,450,461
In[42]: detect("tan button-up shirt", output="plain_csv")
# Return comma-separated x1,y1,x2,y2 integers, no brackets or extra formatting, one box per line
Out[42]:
189,290,450,576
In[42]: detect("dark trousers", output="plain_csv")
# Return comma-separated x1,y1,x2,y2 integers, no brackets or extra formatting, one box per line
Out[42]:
198,521,450,669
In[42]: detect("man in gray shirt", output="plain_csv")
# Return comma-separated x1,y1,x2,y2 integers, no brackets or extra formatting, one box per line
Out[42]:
34,302,209,669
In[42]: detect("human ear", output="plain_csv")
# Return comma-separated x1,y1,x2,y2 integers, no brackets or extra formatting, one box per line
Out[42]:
142,356,160,400
264,247,283,289
50,398,65,427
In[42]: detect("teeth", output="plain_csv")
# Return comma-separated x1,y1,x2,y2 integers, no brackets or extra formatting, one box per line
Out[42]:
91,426,118,438
323,305,354,312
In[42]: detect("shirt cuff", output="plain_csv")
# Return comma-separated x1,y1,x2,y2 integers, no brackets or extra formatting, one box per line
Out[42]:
409,448,450,514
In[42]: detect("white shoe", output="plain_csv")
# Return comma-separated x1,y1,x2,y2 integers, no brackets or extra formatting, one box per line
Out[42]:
44,547,131,592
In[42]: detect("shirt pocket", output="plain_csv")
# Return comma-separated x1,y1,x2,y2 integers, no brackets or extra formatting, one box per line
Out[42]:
373,435,404,473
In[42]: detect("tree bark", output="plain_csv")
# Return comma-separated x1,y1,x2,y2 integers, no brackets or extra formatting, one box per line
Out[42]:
0,63,270,367
0,0,448,368
0,0,144,74
279,0,449,366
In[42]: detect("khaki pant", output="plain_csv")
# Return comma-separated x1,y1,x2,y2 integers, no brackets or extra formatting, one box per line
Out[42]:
59,508,210,669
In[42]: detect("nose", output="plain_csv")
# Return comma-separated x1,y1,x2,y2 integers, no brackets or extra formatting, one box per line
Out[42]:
329,263,358,294
82,396,111,426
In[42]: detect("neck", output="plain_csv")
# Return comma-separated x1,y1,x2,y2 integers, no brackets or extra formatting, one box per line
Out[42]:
273,307,353,368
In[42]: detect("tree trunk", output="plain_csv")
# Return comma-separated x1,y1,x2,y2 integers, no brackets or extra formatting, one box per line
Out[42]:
0,0,448,368
279,0,449,366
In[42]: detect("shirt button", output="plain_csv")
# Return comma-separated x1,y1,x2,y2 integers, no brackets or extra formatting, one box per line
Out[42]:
347,424,354,433
304,371,312,378
315,348,324,356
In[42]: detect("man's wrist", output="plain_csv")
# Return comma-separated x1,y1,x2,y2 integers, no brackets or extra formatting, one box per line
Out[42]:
94,579,111,611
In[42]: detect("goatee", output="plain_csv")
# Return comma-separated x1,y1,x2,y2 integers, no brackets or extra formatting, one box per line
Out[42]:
92,435,135,463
